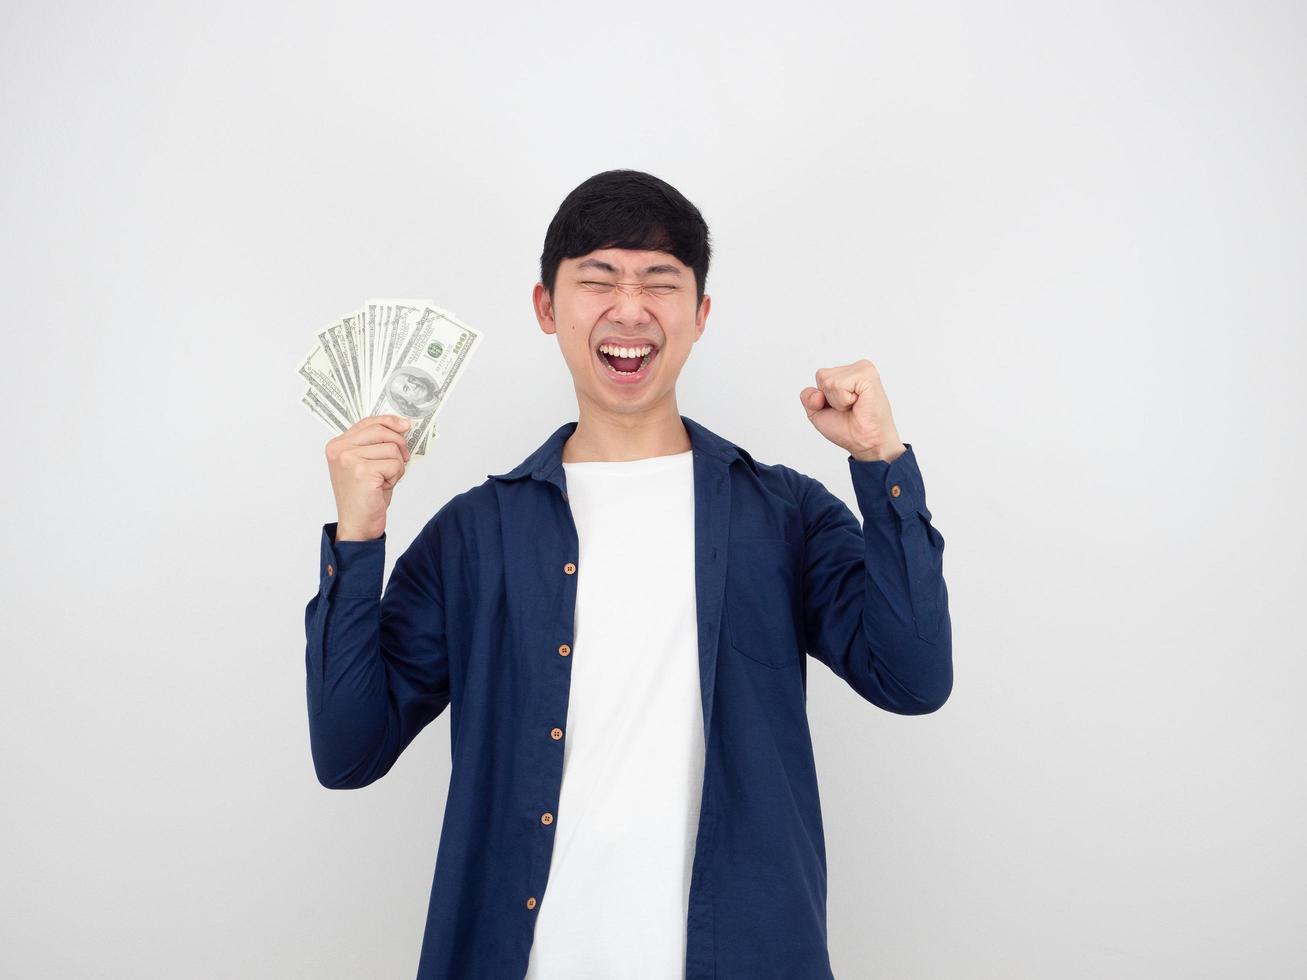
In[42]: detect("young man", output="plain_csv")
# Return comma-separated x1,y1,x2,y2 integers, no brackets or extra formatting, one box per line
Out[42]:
306,169,952,979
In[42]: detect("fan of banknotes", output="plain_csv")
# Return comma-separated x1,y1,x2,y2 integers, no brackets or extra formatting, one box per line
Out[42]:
296,298,483,460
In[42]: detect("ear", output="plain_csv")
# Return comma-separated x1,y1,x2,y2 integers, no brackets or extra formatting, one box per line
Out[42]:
533,282,557,336
694,293,710,342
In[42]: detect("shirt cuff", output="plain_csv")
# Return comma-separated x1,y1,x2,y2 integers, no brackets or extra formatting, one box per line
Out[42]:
319,521,387,597
847,443,930,523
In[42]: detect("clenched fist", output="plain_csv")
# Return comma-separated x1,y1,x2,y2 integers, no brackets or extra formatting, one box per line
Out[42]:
799,359,908,463
327,415,413,542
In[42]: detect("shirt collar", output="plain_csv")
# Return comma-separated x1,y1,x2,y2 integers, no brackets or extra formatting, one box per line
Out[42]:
487,414,749,484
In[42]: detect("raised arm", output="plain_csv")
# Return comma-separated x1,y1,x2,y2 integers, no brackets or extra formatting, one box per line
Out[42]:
796,358,952,713
304,515,451,788
798,447,952,713
303,413,450,789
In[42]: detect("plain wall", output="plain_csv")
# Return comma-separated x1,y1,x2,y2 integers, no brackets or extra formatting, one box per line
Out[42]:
2,1,1304,977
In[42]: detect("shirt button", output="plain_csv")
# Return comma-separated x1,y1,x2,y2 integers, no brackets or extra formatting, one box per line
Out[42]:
541,812,554,825
890,485,902,498
326,563,334,576
564,562,577,575
550,727,563,740
558,643,571,657
526,896,537,910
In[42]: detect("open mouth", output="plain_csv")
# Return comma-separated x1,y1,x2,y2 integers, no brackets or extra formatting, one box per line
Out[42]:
596,342,658,377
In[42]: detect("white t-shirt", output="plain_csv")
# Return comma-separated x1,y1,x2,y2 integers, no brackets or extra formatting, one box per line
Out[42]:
525,449,703,980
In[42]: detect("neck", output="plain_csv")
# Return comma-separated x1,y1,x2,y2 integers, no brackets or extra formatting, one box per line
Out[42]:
562,393,691,463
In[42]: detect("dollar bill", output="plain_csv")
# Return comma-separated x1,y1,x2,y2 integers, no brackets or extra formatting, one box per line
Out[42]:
297,298,482,459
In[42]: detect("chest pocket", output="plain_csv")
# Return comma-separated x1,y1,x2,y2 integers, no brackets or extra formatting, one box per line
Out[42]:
724,537,802,668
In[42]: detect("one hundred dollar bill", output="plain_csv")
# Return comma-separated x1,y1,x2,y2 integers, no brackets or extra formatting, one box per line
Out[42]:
297,297,480,460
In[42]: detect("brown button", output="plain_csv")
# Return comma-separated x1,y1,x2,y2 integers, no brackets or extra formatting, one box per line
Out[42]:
526,896,537,910
558,643,571,656
541,812,553,825
890,485,901,498
326,564,334,576
564,562,577,575
550,727,563,740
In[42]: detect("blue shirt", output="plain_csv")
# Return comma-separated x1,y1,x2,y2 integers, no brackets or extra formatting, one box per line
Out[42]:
305,414,952,979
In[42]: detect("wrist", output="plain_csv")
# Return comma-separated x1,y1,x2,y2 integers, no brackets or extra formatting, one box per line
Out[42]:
335,523,384,543
851,442,907,464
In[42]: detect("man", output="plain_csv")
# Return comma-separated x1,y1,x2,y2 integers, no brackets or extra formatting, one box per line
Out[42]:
381,364,441,419
305,169,952,979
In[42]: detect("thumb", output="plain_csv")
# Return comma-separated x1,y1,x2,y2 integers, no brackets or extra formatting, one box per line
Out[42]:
799,386,826,418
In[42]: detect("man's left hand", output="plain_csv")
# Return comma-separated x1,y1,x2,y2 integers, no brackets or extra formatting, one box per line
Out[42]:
799,359,908,463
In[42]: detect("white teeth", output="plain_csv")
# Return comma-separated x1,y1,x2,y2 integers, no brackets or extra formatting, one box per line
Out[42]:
598,343,653,358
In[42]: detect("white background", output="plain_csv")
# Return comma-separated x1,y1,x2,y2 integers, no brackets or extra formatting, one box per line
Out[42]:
2,1,1304,977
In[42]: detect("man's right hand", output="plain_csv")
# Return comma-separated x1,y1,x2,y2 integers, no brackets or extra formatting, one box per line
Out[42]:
327,415,413,542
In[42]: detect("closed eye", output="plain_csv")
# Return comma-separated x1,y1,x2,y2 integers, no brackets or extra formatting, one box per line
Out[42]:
578,281,679,294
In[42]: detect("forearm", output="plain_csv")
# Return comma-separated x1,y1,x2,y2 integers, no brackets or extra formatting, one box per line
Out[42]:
305,515,452,788
800,445,953,713
305,524,400,788
846,447,952,711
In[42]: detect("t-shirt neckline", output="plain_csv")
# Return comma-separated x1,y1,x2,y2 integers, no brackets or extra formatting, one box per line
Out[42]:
561,449,693,471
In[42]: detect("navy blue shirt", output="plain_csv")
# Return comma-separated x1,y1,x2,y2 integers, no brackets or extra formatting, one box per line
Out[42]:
305,414,952,979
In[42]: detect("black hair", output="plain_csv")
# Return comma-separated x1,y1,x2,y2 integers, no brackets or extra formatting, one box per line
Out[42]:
539,169,712,307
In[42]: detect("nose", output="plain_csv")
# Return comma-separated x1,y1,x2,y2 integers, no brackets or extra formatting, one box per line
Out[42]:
608,286,653,326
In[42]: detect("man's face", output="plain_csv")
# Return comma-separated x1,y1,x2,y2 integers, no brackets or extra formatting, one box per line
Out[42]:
398,376,430,400
533,248,710,416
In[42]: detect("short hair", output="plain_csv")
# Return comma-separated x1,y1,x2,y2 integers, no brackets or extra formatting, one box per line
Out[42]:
539,169,712,307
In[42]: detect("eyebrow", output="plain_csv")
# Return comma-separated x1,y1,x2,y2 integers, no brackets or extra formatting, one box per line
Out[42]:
575,258,683,277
